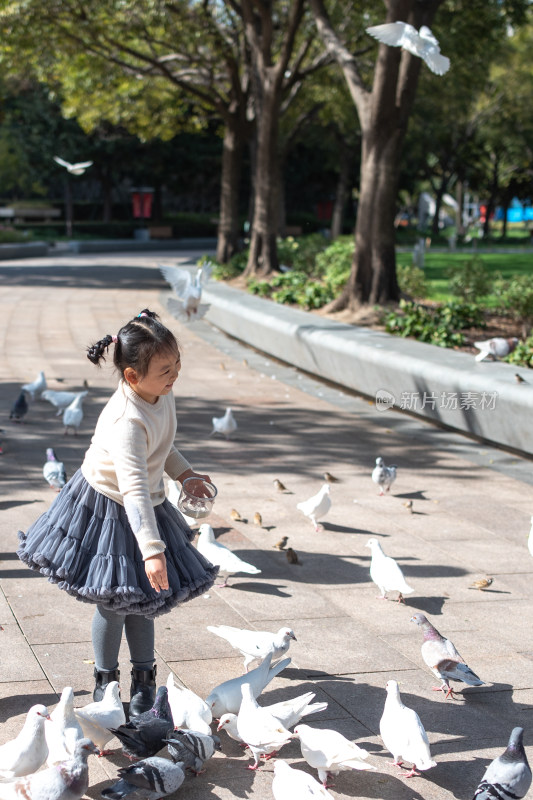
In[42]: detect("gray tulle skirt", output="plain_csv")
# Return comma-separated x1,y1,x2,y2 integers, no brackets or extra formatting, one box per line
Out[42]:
17,469,219,618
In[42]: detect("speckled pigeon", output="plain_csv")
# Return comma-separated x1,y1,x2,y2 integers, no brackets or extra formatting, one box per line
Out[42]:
101,756,186,799
109,687,174,760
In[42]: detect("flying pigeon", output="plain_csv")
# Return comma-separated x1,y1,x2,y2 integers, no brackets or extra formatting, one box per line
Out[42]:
472,727,531,800
45,687,85,766
474,337,519,362
372,457,397,495
101,756,186,799
22,371,47,400
0,738,97,800
74,681,126,755
366,538,414,602
366,22,450,75
411,613,484,698
379,680,436,777
9,391,28,422
43,448,67,491
211,407,237,439
296,484,331,531
163,729,221,774
205,651,291,718
529,516,533,557
159,262,212,322
196,523,261,587
206,625,296,671
236,683,295,769
165,672,212,735
294,723,375,788
272,760,335,800
53,155,93,175
108,687,174,760
0,704,50,780
62,393,86,435
218,691,328,743
41,390,87,416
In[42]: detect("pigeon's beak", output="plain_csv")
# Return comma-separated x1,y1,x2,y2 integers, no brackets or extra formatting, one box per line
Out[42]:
216,722,224,731
290,633,297,641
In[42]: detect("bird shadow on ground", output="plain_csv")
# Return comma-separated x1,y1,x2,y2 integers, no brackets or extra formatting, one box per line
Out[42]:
393,490,430,501
222,581,293,598
322,522,372,534
407,595,449,615
0,691,60,723
0,499,42,511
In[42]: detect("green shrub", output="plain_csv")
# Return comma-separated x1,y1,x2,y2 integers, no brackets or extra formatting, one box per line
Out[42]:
397,263,428,299
494,274,533,337
0,227,32,243
277,233,329,274
315,237,353,288
210,250,247,280
384,299,485,348
447,256,491,301
504,335,533,368
248,270,334,309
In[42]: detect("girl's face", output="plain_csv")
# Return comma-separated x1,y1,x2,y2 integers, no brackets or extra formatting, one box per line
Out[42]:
127,348,181,404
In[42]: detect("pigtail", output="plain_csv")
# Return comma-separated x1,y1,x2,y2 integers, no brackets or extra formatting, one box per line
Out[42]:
136,309,158,321
87,334,115,366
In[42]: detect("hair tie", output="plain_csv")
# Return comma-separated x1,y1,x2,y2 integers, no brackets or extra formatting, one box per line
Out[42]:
111,335,118,343
138,312,149,319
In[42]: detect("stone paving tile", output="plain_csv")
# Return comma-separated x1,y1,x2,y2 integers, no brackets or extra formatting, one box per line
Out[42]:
1,256,533,800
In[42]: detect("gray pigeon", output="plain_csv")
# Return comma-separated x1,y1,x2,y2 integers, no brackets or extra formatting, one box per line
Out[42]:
411,613,484,698
205,652,291,718
109,687,174,760
473,727,531,800
43,448,67,491
101,757,186,799
474,337,519,362
163,730,221,774
0,738,97,800
9,391,28,422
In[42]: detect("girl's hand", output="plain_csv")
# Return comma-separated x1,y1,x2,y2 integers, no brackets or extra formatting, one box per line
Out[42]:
145,553,169,593
177,468,213,494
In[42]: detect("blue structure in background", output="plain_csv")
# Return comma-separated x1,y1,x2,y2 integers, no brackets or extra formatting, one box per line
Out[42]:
494,198,533,222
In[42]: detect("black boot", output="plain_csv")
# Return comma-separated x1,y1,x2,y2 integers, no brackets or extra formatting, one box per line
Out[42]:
93,667,120,702
129,664,157,718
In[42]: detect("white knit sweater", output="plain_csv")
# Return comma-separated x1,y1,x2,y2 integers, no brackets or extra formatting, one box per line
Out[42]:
81,381,191,559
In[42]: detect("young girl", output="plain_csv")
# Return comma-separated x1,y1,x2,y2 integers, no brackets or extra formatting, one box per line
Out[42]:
17,309,218,716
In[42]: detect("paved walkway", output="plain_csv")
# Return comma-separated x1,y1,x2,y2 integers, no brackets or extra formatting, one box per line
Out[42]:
0,252,533,800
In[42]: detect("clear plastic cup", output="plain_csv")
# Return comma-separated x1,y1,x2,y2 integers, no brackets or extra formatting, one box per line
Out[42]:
177,477,217,519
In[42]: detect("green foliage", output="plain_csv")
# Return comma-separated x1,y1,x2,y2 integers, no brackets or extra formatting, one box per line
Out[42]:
315,236,353,288
447,257,491,301
211,251,247,280
494,274,533,335
248,270,335,309
504,335,533,368
397,263,428,300
0,227,32,243
384,300,485,348
277,234,329,275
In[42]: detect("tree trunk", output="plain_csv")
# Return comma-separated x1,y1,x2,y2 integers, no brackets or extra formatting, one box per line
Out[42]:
331,139,351,239
216,120,248,263
330,131,401,309
244,85,280,277
483,152,499,240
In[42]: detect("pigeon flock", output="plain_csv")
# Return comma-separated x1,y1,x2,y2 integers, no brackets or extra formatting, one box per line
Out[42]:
4,363,532,799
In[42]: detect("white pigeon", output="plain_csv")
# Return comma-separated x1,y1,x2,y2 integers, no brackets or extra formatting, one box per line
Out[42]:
236,683,295,769
196,523,261,587
296,484,331,531
272,760,335,800
218,691,328,742
206,625,296,671
474,336,519,362
366,22,450,75
74,681,126,755
379,680,436,777
62,393,86,435
205,651,291,718
41,389,87,416
22,371,46,400
0,738,97,800
101,756,185,800
43,448,67,491
45,687,85,766
166,479,197,527
160,262,212,322
366,538,414,602
211,407,237,439
166,673,212,735
0,704,50,780
529,516,533,557
295,723,375,788
53,155,93,175
371,457,397,495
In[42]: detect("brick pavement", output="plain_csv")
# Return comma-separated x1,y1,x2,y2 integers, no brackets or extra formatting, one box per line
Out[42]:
0,254,532,800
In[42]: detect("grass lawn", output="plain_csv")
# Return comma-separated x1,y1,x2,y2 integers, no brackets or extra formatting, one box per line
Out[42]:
396,251,533,304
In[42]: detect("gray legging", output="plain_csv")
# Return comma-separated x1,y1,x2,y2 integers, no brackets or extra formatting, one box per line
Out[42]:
92,605,154,672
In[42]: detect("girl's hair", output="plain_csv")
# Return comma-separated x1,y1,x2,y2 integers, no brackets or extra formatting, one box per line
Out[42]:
87,309,179,378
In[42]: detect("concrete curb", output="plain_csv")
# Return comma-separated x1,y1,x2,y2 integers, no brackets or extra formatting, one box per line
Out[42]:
202,281,533,455
0,241,48,258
